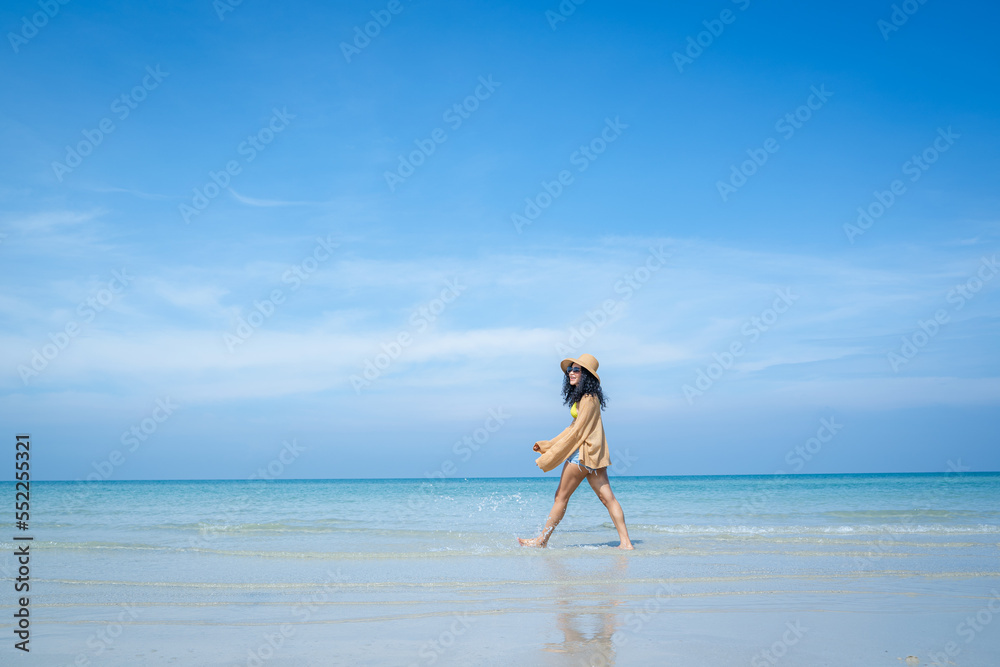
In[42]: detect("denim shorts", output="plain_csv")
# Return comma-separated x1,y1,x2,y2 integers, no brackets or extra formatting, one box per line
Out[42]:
569,449,598,473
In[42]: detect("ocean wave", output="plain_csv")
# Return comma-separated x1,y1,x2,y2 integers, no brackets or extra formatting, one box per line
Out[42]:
629,523,1000,535
821,509,996,520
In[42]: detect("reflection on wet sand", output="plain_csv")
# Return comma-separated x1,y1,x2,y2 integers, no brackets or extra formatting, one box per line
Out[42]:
540,554,632,666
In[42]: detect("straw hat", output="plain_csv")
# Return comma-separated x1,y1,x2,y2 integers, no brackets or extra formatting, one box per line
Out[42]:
560,353,600,383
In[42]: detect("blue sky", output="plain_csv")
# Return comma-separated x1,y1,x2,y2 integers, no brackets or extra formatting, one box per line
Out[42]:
1,0,998,480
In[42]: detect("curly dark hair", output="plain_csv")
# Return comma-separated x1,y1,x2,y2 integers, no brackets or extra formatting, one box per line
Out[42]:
562,367,607,411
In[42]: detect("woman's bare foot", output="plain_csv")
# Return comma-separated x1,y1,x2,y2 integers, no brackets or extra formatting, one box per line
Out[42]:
518,536,546,547
618,542,634,550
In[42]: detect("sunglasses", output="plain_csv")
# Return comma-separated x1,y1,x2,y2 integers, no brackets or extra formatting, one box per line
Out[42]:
566,366,583,374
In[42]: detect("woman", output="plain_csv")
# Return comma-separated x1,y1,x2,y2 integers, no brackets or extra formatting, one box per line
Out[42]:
518,353,634,549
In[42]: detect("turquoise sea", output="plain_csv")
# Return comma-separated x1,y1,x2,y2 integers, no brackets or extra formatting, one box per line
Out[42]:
3,473,999,665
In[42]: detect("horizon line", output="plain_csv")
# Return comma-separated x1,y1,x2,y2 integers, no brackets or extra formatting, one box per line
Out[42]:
10,470,998,483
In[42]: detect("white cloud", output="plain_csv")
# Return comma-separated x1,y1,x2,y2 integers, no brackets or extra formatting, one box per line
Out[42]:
228,189,325,207
150,280,230,314
2,232,996,413
6,209,106,232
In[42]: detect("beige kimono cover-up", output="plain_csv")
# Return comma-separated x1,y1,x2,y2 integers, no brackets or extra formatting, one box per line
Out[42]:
533,393,611,473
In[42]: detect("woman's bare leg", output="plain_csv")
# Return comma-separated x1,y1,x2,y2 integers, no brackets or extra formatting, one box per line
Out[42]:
519,460,589,547
587,468,634,549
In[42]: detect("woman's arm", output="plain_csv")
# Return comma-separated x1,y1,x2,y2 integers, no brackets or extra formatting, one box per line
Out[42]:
534,424,571,453
533,394,601,471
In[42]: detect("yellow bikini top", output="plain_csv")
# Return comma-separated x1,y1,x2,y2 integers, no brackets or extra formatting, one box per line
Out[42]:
570,401,578,419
